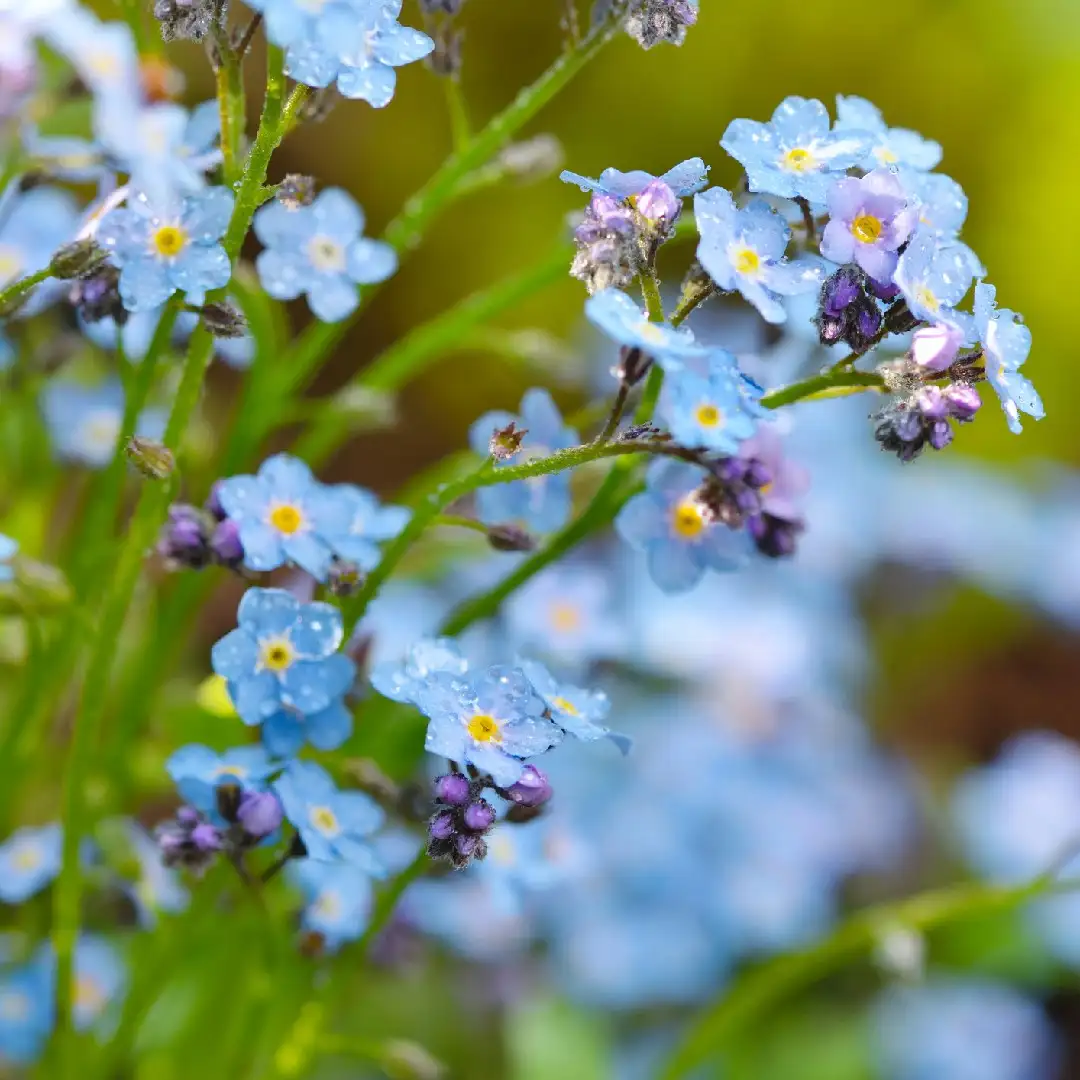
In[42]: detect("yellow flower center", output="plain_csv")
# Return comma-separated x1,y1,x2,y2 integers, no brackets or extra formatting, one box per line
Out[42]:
695,403,723,428
151,225,187,258
307,235,347,273
636,321,666,345
12,845,42,872
732,247,761,275
851,214,883,244
260,638,295,673
551,696,579,717
915,285,940,314
214,764,247,779
313,890,341,918
875,146,899,165
75,975,106,1015
672,499,706,539
309,806,340,836
782,147,816,172
269,503,305,535
467,713,502,744
549,602,581,633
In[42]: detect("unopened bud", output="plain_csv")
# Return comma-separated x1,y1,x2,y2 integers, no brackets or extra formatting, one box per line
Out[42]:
126,436,175,480
49,238,108,280
487,524,535,553
498,135,564,184
489,421,527,462
277,174,316,210
327,558,364,597
199,301,247,339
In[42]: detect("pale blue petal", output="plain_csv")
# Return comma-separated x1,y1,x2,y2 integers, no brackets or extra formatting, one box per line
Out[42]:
336,62,396,107
211,628,259,682
237,587,299,634
237,521,287,570
346,238,397,284
307,272,358,322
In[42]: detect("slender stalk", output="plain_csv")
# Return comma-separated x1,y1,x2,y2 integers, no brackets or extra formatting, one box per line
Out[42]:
434,513,488,534
0,266,53,313
760,369,883,410
660,873,1080,1079
443,77,470,152
639,268,665,322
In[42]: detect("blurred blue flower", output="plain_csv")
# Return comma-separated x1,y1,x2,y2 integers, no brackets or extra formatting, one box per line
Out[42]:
721,96,871,204
659,355,760,453
253,187,396,322
97,187,233,311
0,185,80,316
288,858,373,950
418,665,562,787
322,483,410,570
273,761,384,871
694,187,823,323
560,157,709,197
973,282,1042,435
40,379,166,468
0,534,16,583
370,637,469,706
470,388,578,534
894,231,977,324
211,587,355,727
122,821,188,927
872,977,1060,1080
615,459,744,593
834,95,942,172
46,11,140,106
585,289,707,371
0,960,52,1065
165,744,278,819
39,935,127,1034
0,823,62,903
217,454,354,580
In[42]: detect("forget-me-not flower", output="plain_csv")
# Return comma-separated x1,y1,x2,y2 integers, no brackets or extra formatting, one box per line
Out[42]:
0,535,16,583
371,637,469,706
0,823,62,903
211,587,356,728
469,388,578,534
659,354,760,453
261,697,354,758
615,459,745,593
36,935,127,1033
894,231,977,324
974,282,1042,435
166,743,278,820
288,857,373,951
216,453,354,580
820,169,917,283
834,95,942,172
560,157,709,198
123,821,188,927
97,187,233,312
0,961,52,1065
721,96,872,204
253,187,396,322
322,483,410,570
0,185,80,316
694,187,823,323
585,289,707,371
273,761,384,871
418,665,562,787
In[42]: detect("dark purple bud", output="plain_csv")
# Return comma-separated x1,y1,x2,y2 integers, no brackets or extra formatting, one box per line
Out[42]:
462,800,496,833
741,458,772,490
821,267,862,317
204,481,226,522
453,833,482,861
176,806,201,827
711,457,744,484
158,503,212,569
487,524,536,553
944,382,981,421
928,419,954,451
237,790,283,839
868,278,901,302
894,409,923,444
428,810,456,842
854,300,883,343
70,265,126,324
735,485,762,515
209,518,244,567
506,765,553,808
191,823,223,852
635,179,680,231
589,194,635,234
816,313,846,346
749,513,801,558
434,773,472,806
914,385,948,421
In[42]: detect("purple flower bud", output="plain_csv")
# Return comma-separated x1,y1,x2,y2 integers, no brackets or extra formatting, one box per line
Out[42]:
816,313,846,346
911,323,963,372
433,773,471,806
854,301,883,343
158,504,211,569
191,823,223,852
894,409,923,443
635,179,680,231
944,382,981,421
205,481,227,521
462,800,496,833
237,790,283,839
506,765,553,808
741,458,773,490
428,810,456,842
868,278,901,302
209,518,244,567
914,385,948,421
589,194,634,235
928,419,954,450
821,267,862,317
749,513,801,559
176,806,201,827
453,833,482,861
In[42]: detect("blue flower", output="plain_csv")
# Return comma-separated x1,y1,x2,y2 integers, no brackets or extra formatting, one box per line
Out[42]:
615,459,745,593
288,858,373,950
273,760,384,871
216,454,354,580
40,379,166,468
370,637,469,706
907,172,984,278
585,289,707,371
519,659,631,754
211,587,356,727
0,823,62,903
165,744,278,820
694,187,824,323
34,936,127,1034
469,388,578,534
834,95,942,172
893,231,977,324
0,534,17,583
560,157,709,198
122,822,188,928
97,186,233,312
261,698,354,758
46,12,141,106
659,356,760,453
418,665,562,787
721,96,872,204
240,0,368,53
283,1,434,107
321,483,410,570
0,961,53,1065
253,187,396,322
974,282,1042,435
95,100,222,204
0,185,80,316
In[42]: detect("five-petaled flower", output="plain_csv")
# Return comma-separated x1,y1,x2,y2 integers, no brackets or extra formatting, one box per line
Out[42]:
973,282,1043,435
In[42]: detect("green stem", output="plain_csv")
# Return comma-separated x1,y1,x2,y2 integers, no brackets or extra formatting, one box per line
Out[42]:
434,513,488,534
214,30,246,186
284,11,621,387
443,77,470,152
639,268,665,323
760,369,883,410
0,266,53,314
660,874,1080,1079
